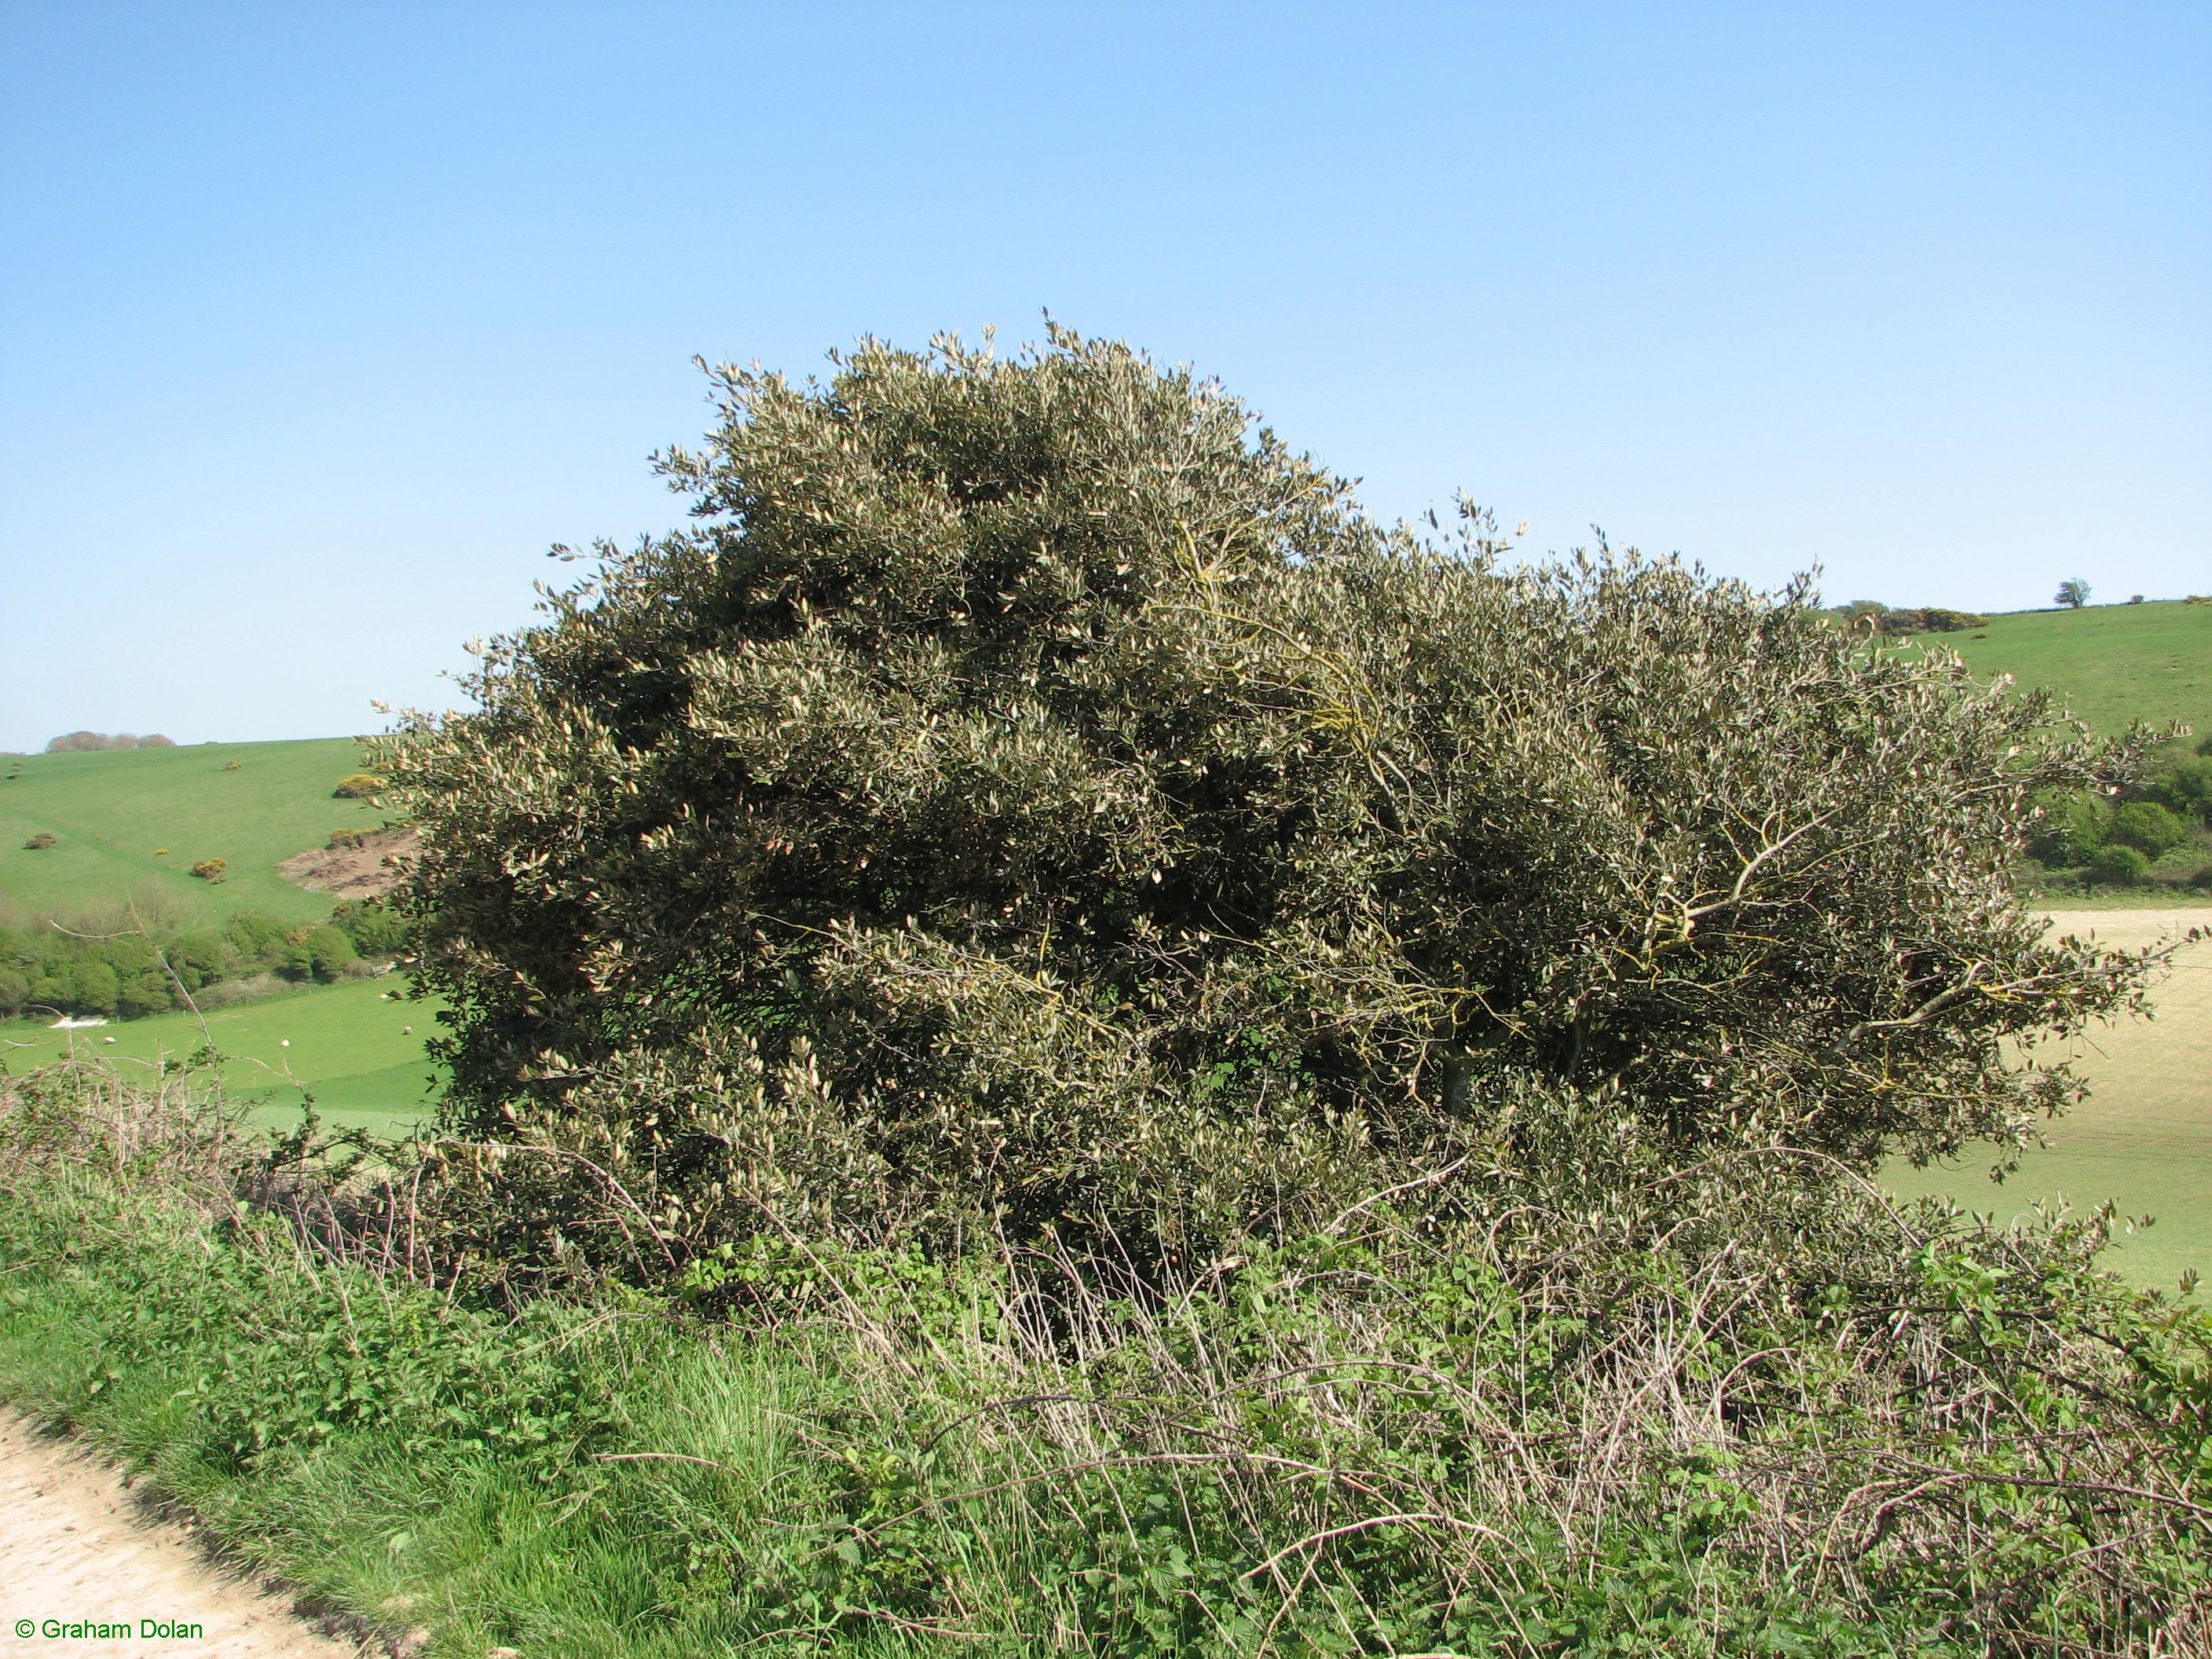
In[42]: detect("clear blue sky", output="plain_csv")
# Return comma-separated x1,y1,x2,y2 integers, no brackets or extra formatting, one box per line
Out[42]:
3,2,2207,749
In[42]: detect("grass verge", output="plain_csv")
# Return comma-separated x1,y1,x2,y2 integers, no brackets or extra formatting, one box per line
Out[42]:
2,1063,2208,1657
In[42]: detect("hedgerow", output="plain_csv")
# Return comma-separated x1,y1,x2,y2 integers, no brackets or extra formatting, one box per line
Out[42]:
2,1062,2208,1656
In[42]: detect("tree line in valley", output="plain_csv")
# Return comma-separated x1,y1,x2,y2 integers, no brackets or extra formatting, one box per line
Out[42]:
0,897,407,1021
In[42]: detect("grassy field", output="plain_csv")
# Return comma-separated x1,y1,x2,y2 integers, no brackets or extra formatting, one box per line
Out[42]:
0,976,444,1137
1886,909,2211,1294
1880,604,2211,1293
1906,599,2212,742
0,736,386,927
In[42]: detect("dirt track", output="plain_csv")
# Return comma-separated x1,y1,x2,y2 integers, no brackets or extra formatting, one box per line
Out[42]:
0,1414,362,1659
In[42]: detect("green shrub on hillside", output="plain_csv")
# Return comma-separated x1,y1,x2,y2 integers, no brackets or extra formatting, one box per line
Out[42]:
22,832,55,851
2087,844,2151,888
2108,800,2192,857
281,923,359,983
331,898,409,957
189,856,228,883
2144,756,2212,826
2028,790,2111,865
385,329,2152,1284
332,772,385,800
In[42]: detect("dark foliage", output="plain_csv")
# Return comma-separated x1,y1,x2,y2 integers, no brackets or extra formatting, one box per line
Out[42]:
384,330,2155,1281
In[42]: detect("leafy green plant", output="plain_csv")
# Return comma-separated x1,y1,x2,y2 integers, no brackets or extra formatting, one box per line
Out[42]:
383,328,2153,1285
2143,758,2212,826
280,923,359,983
2109,800,2191,857
2087,844,2151,887
189,857,227,883
332,773,385,800
22,832,54,850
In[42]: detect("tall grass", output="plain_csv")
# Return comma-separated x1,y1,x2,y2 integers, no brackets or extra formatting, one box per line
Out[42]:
2,1060,2208,1656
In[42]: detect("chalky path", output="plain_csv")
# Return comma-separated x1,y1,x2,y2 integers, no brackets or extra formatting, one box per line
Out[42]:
0,1414,361,1659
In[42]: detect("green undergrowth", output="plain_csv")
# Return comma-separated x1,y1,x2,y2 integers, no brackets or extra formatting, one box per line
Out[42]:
2,1066,2210,1657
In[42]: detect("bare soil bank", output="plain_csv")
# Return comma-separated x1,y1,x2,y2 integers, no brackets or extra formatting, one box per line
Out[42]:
277,828,418,900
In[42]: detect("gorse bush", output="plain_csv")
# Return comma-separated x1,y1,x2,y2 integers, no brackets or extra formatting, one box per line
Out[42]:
385,328,2154,1280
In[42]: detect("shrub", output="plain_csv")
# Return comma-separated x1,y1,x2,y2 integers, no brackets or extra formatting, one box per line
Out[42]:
331,898,409,957
2055,577,2092,608
222,911,289,962
220,760,243,771
2086,844,2149,887
2027,791,2109,865
2108,800,2189,858
2142,756,2212,826
44,731,113,753
1867,606,1988,636
189,858,228,883
42,731,172,752
68,959,119,1013
332,773,386,800
23,833,55,851
281,924,359,983
385,330,2152,1283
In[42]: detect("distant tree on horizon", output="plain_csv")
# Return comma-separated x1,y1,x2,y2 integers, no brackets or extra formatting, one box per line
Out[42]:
2055,577,2092,609
43,731,176,753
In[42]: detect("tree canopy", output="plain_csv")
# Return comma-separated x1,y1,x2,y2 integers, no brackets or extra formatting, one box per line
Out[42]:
386,329,2151,1274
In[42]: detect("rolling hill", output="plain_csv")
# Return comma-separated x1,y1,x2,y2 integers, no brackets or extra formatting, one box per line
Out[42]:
0,737,386,926
1881,600,2212,1291
1904,598,2210,744
0,974,445,1137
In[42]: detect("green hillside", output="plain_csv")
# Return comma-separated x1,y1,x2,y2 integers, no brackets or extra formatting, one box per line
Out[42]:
1909,599,2211,742
0,736,386,926
1886,910,2210,1295
1859,602,2212,1293
0,974,444,1138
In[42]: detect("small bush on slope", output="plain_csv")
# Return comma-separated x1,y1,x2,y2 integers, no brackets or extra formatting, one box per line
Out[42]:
383,328,2154,1282
2,1062,2210,1656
